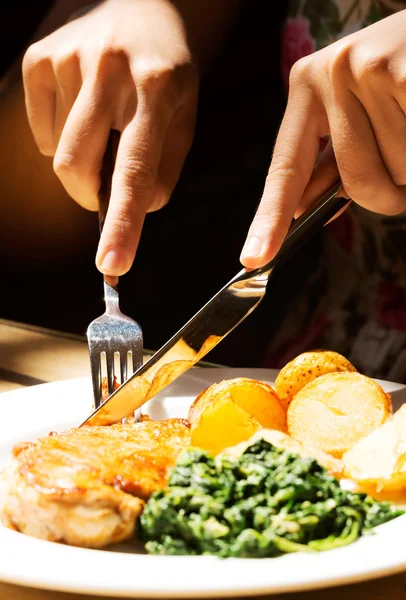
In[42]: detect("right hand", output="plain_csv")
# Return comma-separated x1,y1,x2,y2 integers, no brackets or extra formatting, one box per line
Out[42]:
22,0,198,276
240,10,406,270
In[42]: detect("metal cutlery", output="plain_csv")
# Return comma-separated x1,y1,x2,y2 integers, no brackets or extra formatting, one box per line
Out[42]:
82,180,346,427
86,131,143,409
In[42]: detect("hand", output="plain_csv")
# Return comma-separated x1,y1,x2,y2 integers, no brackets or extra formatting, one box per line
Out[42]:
22,0,198,275
241,11,406,269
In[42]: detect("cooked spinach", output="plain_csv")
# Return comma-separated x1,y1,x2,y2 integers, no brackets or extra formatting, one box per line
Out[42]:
138,440,403,558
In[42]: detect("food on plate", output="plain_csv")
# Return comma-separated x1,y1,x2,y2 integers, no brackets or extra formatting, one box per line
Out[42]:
287,372,392,458
0,418,190,548
275,350,357,409
188,378,286,430
188,378,286,455
98,338,223,413
139,439,402,557
101,375,120,403
189,394,262,456
1,347,405,556
221,428,344,478
343,404,406,495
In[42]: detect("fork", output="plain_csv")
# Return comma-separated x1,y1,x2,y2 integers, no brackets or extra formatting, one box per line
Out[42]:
87,130,143,409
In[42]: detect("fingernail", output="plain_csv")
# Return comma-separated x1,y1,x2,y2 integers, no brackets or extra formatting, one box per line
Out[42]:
97,250,124,275
240,236,262,261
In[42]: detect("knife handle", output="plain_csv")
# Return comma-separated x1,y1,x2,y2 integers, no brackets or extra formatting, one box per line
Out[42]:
254,181,348,277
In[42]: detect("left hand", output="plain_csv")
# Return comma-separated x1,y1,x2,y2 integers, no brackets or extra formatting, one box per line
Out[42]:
240,10,406,269
22,0,199,276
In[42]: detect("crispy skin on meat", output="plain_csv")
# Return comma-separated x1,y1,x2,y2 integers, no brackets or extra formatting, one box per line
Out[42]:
0,418,190,548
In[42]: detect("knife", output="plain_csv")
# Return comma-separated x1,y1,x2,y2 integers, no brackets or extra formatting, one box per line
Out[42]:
81,181,347,427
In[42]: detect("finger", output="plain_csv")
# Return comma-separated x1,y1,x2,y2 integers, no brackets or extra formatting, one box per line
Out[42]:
52,52,82,148
295,139,343,217
360,90,406,187
325,86,406,215
53,84,73,152
22,44,56,156
151,105,196,212
240,83,324,268
96,100,171,276
53,81,114,211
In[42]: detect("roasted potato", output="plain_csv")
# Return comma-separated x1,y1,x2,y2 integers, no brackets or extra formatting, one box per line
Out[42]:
343,404,406,495
190,393,262,456
287,372,392,458
275,350,357,409
188,378,286,432
221,428,344,478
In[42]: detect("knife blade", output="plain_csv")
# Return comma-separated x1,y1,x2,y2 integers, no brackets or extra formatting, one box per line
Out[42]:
81,181,346,427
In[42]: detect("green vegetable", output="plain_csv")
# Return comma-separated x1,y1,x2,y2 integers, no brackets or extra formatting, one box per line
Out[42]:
138,440,403,558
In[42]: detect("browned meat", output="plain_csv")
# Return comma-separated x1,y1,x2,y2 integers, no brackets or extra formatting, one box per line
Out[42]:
0,418,191,548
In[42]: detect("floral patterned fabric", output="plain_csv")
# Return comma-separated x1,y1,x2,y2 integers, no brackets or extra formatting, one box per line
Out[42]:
263,1,406,382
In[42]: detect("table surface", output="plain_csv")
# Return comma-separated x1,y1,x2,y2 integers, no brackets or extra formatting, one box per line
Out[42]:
0,318,404,600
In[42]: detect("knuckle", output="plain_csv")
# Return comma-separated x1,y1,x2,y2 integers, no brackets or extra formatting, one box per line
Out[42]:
363,54,389,78
53,151,90,182
137,62,175,92
53,152,76,178
328,39,352,71
54,150,95,177
289,55,313,88
135,57,197,104
53,47,80,77
267,158,306,188
349,47,389,86
116,156,156,190
324,41,354,87
53,152,98,208
22,41,47,78
94,43,129,76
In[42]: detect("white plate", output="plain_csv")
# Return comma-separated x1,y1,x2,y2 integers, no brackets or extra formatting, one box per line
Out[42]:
0,368,405,598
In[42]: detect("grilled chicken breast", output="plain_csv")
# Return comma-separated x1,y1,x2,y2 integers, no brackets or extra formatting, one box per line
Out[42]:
0,418,191,548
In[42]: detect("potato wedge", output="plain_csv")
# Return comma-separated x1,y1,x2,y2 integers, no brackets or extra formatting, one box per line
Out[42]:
343,404,406,495
190,393,262,456
188,378,286,432
221,428,343,478
287,372,392,458
275,350,357,409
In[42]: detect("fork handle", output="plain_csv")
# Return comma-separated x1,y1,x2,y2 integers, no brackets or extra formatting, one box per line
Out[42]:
98,130,120,288
98,130,120,232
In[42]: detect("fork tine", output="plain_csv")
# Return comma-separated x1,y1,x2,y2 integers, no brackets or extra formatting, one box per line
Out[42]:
90,351,102,409
105,351,115,395
119,350,127,385
133,349,142,373
131,349,143,422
